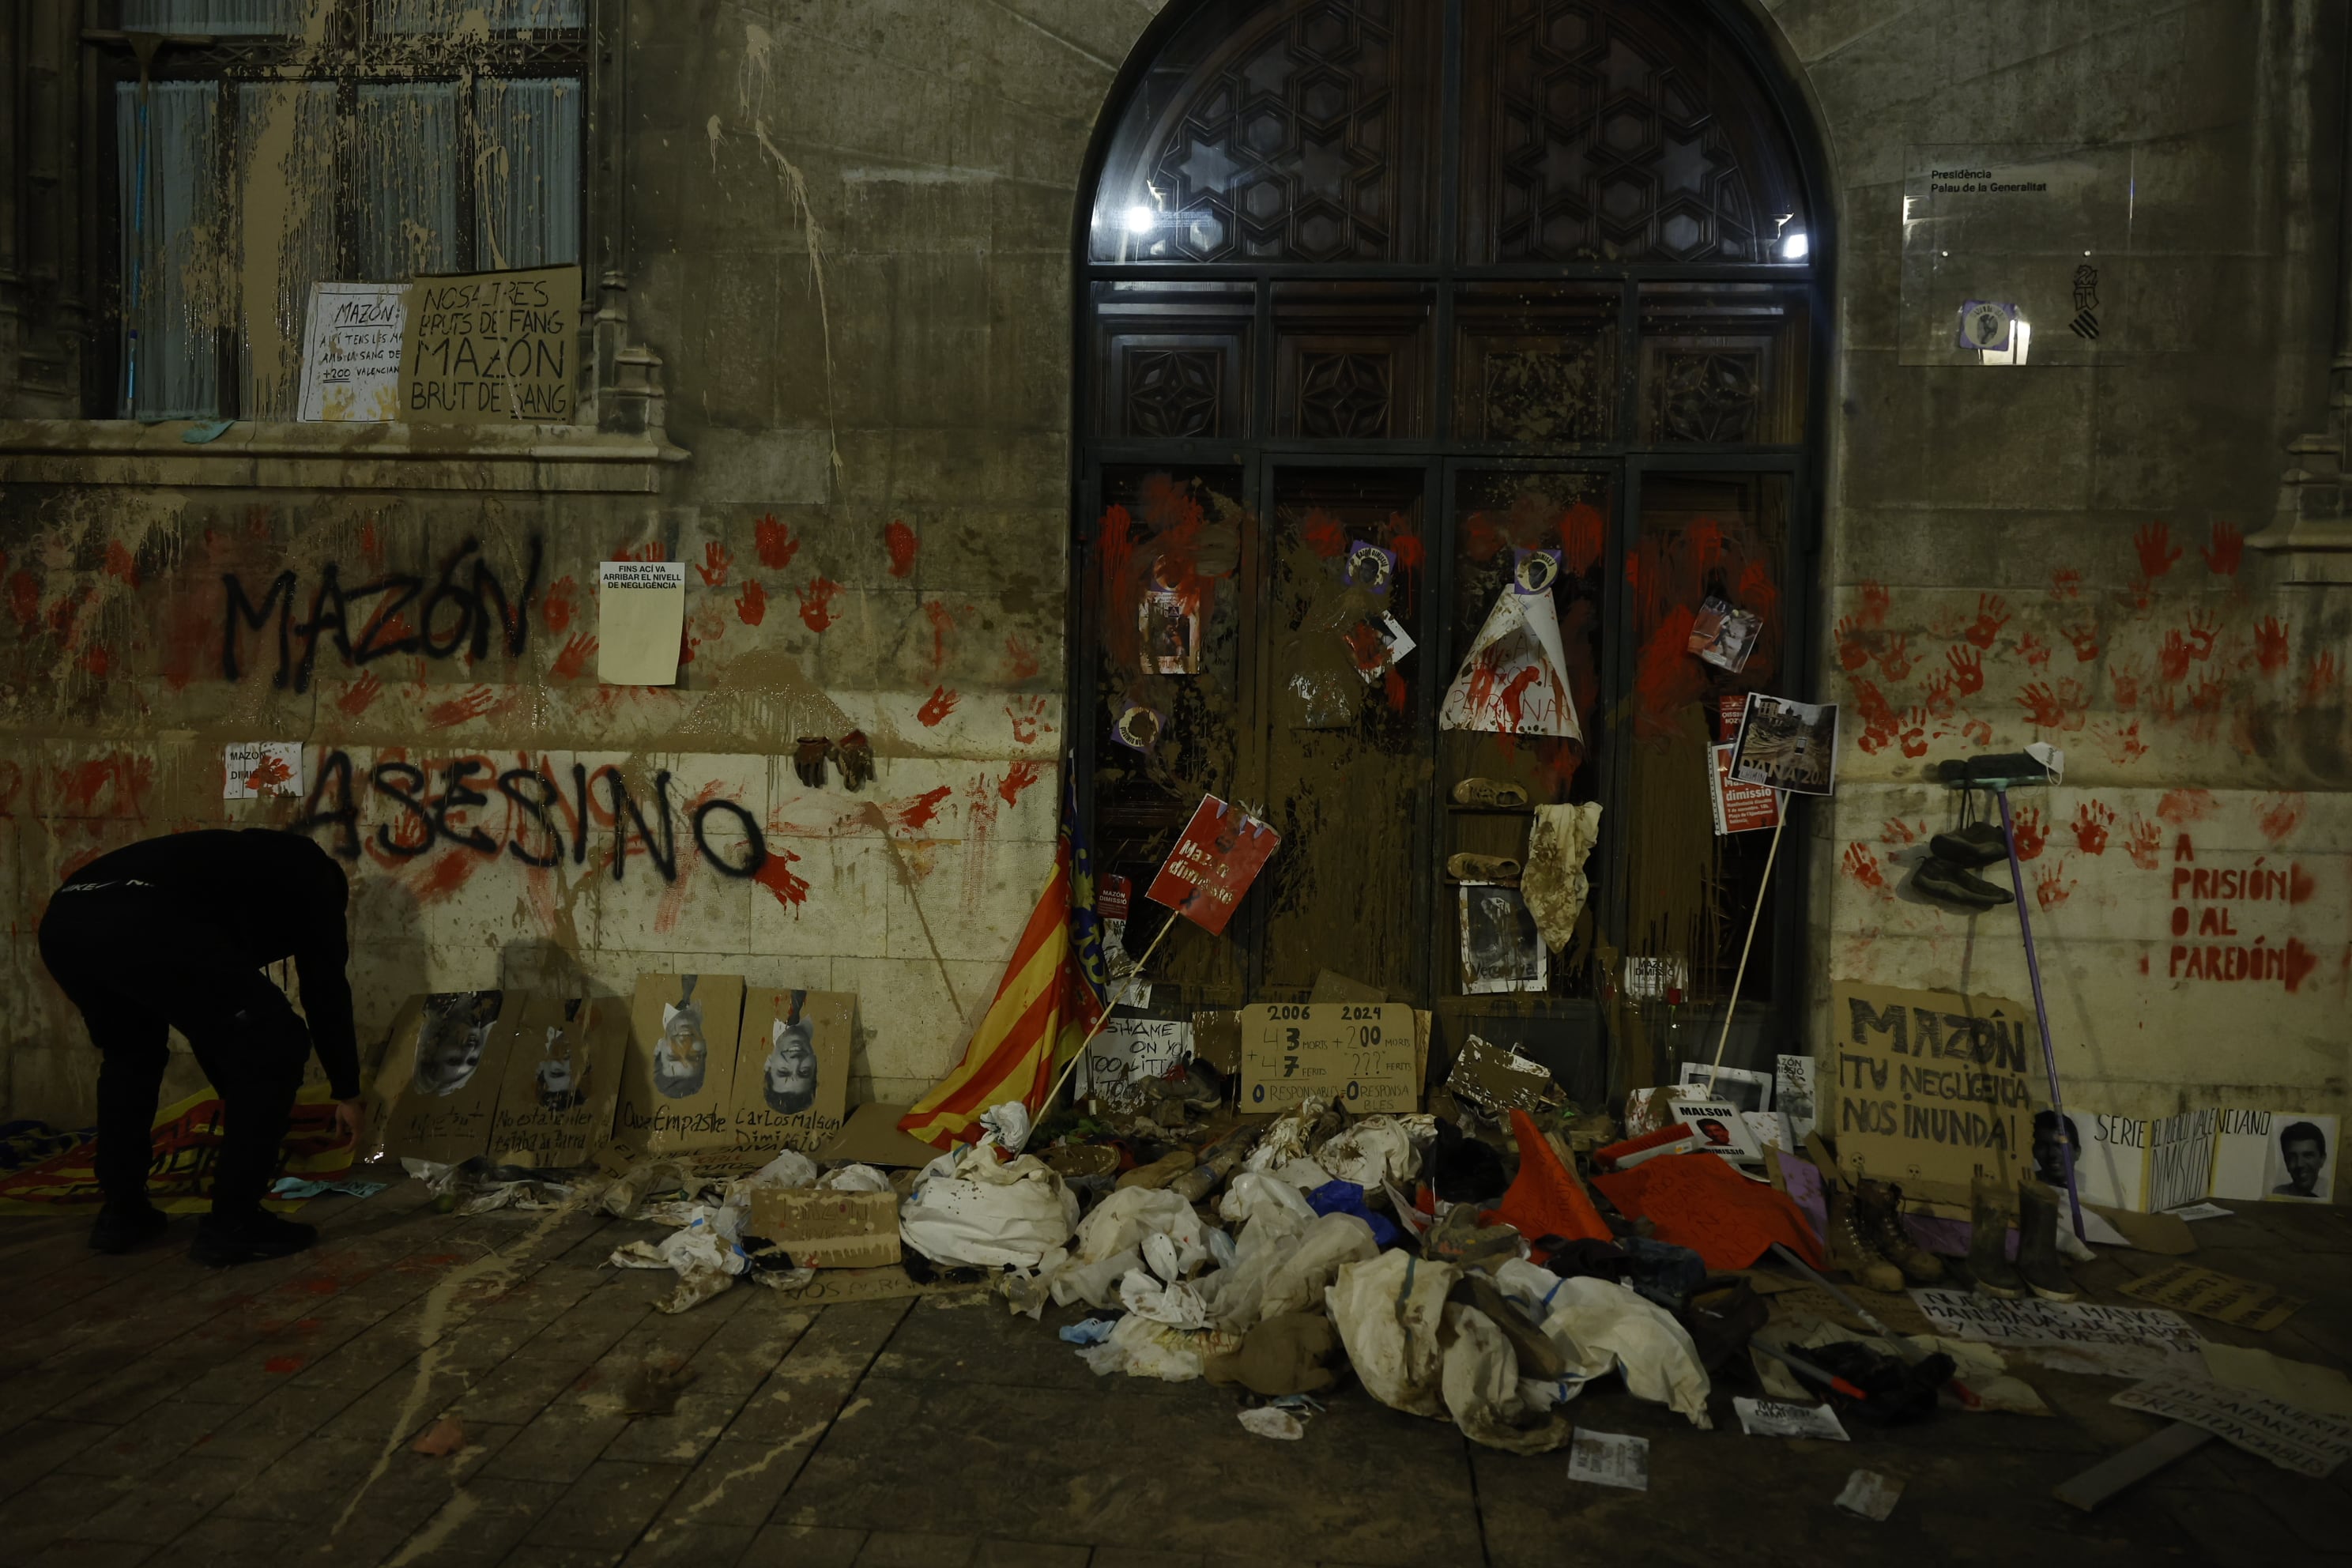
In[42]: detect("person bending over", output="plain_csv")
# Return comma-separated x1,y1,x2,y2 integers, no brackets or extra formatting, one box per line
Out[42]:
39,828,364,1265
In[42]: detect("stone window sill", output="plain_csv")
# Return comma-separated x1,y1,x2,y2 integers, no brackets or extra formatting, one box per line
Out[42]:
0,419,689,493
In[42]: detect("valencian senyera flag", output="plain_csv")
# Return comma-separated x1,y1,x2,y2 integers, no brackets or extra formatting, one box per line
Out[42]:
899,775,1110,1148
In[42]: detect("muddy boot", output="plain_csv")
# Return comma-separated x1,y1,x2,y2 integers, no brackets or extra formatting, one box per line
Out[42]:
1826,1179,1904,1292
1968,1174,2026,1300
1856,1180,1944,1284
2015,1179,2079,1302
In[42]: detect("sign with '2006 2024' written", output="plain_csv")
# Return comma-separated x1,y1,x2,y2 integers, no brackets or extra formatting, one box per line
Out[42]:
1240,1004,1416,1114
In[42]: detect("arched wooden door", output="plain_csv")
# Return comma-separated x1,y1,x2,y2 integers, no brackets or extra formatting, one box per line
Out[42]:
1072,0,1829,1102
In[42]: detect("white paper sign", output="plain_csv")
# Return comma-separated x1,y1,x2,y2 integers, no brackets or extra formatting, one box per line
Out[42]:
1080,1016,1193,1101
1566,1429,1648,1491
1834,1470,1902,1521
596,560,688,686
1912,1289,2203,1361
1439,586,1581,740
224,741,303,800
2113,1376,2352,1478
1734,1396,1849,1441
296,282,406,422
1774,1054,1817,1140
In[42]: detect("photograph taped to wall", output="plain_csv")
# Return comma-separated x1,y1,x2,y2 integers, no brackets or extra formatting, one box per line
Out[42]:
380,989,527,1166
2266,1114,2337,1204
1687,596,1761,673
732,988,854,1155
1729,693,1838,796
618,974,746,1153
1141,588,1200,674
1459,883,1546,994
489,996,628,1169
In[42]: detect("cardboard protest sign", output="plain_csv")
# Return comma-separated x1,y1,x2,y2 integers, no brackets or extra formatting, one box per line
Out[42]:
378,990,525,1164
488,996,628,1169
1827,980,2041,1204
1667,1095,1763,1160
398,264,579,423
1911,1290,2204,1364
1080,1016,1193,1103
1445,1035,1557,1114
1145,795,1280,936
2111,1377,2352,1478
298,281,405,421
729,988,854,1156
616,974,745,1155
1774,1055,1817,1140
1729,693,1838,796
1239,1003,1416,1114
1440,585,1581,739
746,1188,899,1269
597,560,686,685
2117,1262,2305,1332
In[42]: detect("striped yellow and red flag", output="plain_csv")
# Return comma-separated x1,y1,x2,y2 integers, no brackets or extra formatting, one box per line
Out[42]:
897,810,1107,1149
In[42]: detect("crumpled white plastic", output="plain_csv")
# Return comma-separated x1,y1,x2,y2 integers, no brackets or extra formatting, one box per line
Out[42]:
1197,1204,1310,1332
978,1101,1033,1154
1257,1212,1381,1323
898,1140,1079,1269
1219,1171,1318,1229
1491,1260,1713,1428
1326,1250,1454,1419
1314,1114,1435,1189
1242,1095,1332,1175
606,1210,751,1314
1077,1312,1242,1382
1042,1186,1215,1306
1238,1407,1305,1440
1118,1265,1214,1329
1440,1303,1572,1453
816,1162,892,1193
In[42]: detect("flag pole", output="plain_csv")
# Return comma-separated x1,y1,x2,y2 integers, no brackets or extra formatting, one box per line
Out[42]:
1705,798,1785,1093
1042,914,1178,1108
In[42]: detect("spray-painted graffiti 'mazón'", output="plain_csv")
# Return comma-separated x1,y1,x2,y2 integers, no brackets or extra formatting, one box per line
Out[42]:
223,535,544,691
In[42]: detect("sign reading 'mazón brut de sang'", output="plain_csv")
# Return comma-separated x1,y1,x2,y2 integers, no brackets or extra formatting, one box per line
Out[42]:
398,265,581,424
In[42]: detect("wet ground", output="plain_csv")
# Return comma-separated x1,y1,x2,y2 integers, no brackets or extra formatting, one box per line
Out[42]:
1,1172,2346,1567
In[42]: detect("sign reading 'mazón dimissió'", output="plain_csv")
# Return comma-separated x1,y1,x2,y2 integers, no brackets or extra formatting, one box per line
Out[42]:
398,265,581,424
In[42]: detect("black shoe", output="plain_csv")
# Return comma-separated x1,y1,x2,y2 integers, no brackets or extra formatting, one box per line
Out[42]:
190,1209,318,1267
1914,857,2013,910
88,1200,169,1254
1928,823,2009,867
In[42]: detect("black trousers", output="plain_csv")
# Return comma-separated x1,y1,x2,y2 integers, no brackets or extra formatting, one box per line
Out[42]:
38,885,311,1216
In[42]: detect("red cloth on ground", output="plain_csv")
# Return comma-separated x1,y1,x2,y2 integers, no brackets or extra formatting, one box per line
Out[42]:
1590,1150,1830,1272
1488,1109,1613,1245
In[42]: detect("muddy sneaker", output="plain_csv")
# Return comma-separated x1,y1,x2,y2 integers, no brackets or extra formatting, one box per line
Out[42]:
1826,1180,1905,1292
1856,1180,1944,1284
1913,858,2012,910
1446,853,1521,882
1928,822,2009,867
190,1210,318,1268
88,1200,169,1254
1451,778,1531,808
2015,1179,2079,1302
1967,1174,2026,1299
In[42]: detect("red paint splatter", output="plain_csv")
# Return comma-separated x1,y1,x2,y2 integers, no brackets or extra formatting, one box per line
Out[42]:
2123,816,2162,869
2183,609,2221,662
2034,862,2074,910
917,687,959,726
1302,511,1348,559
1945,644,1983,695
2051,567,2082,600
1389,530,1425,570
1464,512,1505,562
798,575,842,633
2015,631,2050,668
1856,581,1890,628
1841,843,1887,891
1850,677,1900,754
1964,594,2010,648
6,571,37,628
264,1355,303,1374
2158,790,2216,824
542,576,576,632
345,676,405,726
1923,673,1957,719
895,786,952,832
552,633,597,680
102,541,141,587
1834,616,1871,672
56,756,153,816
1006,696,1050,745
413,852,480,905
735,579,767,626
1897,708,1929,759
2290,864,2317,905
2008,805,2048,861
2133,522,2181,579
2253,616,2290,673
245,752,293,792
2256,793,2304,844
998,761,1042,807
428,687,498,728
1633,607,1708,739
2199,521,2243,576
924,601,955,670
1881,819,1924,846
755,514,801,571
1383,665,1408,712
2071,803,2113,854
609,539,667,563
696,541,733,587
752,846,809,908
2282,937,2319,993
1004,634,1039,680
2158,631,2193,684
77,644,113,679
2064,623,2100,662
2016,680,2087,731
1559,503,1604,575
884,520,919,578
1872,634,1913,681
2305,652,2341,705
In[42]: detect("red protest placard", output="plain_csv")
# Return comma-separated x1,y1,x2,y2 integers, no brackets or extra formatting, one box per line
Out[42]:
1145,795,1280,935
1709,744,1783,835
1097,873,1130,922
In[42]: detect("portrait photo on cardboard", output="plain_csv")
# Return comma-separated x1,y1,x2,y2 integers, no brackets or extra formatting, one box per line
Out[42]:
617,973,745,1153
2266,1114,2338,1204
730,987,854,1155
378,989,526,1165
489,995,628,1169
